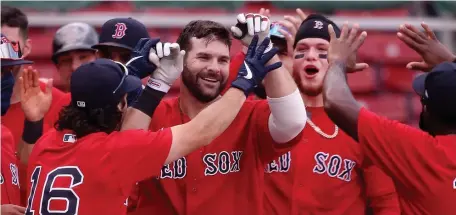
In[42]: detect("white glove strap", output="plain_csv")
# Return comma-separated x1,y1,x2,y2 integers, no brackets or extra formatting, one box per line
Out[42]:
146,78,171,93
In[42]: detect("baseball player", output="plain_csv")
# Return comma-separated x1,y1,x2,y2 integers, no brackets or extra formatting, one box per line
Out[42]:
1,33,48,215
51,22,98,92
322,21,456,215
2,7,71,206
129,14,306,215
263,14,400,215
24,33,275,214
93,17,150,64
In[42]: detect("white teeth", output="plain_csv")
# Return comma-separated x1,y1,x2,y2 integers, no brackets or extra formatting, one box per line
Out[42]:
202,77,218,82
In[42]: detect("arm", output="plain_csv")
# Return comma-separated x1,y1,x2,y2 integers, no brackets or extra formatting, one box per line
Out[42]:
260,53,306,144
322,60,361,141
122,41,185,131
18,67,53,163
356,108,454,194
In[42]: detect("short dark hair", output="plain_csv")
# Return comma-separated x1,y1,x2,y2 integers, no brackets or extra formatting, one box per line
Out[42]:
1,6,29,39
177,20,231,52
55,104,122,139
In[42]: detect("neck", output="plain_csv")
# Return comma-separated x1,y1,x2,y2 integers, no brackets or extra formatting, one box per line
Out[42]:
179,85,221,119
301,93,324,107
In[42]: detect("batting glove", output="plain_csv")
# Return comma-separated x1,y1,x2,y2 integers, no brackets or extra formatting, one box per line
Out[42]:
231,13,273,53
126,37,160,79
231,35,282,97
146,42,186,93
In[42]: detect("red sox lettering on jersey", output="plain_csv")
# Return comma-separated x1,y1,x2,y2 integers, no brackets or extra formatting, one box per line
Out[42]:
312,152,357,182
112,23,127,39
266,151,356,182
265,152,291,173
159,151,243,179
0,164,19,187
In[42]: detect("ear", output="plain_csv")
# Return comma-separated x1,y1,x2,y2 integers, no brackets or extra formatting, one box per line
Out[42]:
22,38,32,59
117,94,128,111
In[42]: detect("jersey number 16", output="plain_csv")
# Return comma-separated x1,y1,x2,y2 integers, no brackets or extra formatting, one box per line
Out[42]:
25,166,84,215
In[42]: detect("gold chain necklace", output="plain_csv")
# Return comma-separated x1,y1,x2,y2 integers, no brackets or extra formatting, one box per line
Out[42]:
306,111,339,139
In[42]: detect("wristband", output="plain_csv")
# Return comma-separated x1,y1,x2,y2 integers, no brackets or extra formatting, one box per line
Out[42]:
132,86,166,116
22,119,43,144
147,78,171,93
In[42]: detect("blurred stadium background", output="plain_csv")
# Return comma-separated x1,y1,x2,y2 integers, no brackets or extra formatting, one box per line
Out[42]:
2,0,456,127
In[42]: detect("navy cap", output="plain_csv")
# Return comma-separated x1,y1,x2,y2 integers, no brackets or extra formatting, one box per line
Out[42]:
70,58,142,110
294,14,341,48
92,17,149,51
412,62,456,120
52,23,99,63
1,33,33,67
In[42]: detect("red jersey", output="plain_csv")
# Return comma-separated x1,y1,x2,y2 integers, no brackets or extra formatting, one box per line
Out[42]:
25,128,172,215
264,107,400,215
358,107,456,215
1,125,21,205
2,82,70,206
129,97,301,215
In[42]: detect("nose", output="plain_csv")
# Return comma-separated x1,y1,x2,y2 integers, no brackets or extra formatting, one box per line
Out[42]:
206,59,221,74
304,47,318,61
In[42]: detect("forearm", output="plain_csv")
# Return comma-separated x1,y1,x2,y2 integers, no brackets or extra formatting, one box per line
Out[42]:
263,55,297,98
121,87,166,131
20,119,44,164
267,89,307,143
322,61,361,141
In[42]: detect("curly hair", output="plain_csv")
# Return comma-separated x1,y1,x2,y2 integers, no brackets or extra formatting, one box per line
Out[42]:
55,104,122,138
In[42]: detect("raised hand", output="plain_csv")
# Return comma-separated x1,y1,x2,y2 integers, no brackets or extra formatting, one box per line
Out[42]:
146,42,186,92
126,37,161,79
327,23,368,72
231,35,282,96
276,8,308,59
19,66,52,122
231,13,272,51
397,23,456,71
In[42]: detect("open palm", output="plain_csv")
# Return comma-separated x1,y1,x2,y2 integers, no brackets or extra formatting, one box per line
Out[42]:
20,66,53,122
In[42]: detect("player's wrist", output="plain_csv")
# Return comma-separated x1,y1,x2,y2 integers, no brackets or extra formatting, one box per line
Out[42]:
132,86,166,116
146,77,171,93
231,78,253,97
22,118,43,144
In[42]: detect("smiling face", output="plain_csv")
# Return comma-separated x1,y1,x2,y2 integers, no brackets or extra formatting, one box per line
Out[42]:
292,38,330,96
181,37,230,103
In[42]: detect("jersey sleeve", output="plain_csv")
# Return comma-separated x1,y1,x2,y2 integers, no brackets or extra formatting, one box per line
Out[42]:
362,162,401,215
106,128,172,188
357,107,450,193
253,101,302,164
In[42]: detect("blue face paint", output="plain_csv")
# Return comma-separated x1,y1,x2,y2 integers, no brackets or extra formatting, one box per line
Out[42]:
294,53,328,59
